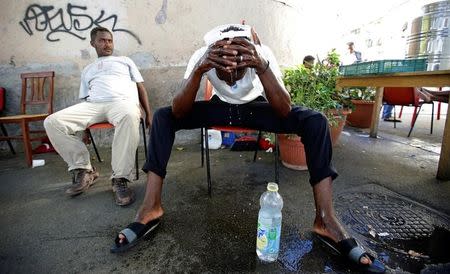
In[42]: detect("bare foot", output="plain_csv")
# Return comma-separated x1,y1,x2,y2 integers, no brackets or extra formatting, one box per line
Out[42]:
117,206,164,244
313,215,372,265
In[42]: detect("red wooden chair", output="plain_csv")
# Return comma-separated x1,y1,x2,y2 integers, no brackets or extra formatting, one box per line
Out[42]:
383,87,434,137
85,118,147,180
201,79,279,196
0,71,55,166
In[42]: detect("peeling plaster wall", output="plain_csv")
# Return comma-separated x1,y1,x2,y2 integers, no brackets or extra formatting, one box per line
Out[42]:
0,0,306,147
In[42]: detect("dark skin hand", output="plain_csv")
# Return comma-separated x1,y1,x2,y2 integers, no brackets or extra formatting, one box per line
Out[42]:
137,82,152,128
172,28,291,118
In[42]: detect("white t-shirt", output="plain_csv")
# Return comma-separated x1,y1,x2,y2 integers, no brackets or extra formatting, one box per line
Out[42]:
342,51,362,65
183,44,284,104
79,56,143,103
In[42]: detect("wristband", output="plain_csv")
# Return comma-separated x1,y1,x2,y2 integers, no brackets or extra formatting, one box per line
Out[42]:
256,60,270,75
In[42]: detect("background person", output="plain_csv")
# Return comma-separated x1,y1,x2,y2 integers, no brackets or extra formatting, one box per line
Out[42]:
342,41,362,65
303,55,315,69
381,105,401,122
44,27,151,206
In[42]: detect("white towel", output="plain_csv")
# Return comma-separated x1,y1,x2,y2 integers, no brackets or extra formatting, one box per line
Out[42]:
203,24,252,46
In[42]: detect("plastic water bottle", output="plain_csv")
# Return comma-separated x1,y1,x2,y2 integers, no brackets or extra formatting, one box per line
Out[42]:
256,182,283,262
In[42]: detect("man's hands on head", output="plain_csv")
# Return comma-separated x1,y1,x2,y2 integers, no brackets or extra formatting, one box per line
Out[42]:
226,37,268,74
195,39,238,75
173,24,290,119
194,27,267,76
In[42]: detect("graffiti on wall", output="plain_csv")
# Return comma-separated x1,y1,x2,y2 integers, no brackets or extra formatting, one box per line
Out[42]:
155,0,168,24
19,3,142,45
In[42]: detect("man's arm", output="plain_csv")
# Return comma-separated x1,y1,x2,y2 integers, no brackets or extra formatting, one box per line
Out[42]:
256,62,292,117
172,70,203,119
137,82,152,128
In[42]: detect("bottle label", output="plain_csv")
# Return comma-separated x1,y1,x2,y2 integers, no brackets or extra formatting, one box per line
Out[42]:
256,216,281,255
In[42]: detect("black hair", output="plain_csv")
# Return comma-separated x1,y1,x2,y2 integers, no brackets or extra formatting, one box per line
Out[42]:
221,26,245,33
90,26,112,41
303,55,315,63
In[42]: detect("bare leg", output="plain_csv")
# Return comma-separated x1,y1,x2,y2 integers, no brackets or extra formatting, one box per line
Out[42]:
312,176,371,265
118,171,164,243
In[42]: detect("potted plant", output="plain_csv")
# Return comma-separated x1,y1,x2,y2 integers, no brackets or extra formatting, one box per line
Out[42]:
343,87,376,128
278,49,351,170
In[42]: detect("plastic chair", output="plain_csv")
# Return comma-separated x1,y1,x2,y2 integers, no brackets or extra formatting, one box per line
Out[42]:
383,87,434,137
201,79,279,196
0,87,16,154
0,71,55,166
86,118,147,180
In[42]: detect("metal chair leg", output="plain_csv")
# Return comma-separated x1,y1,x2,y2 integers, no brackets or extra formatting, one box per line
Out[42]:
430,102,434,135
253,130,262,162
203,130,280,195
1,124,16,154
88,129,103,162
201,128,205,167
204,128,212,197
135,118,149,180
393,106,397,129
408,105,422,137
135,147,139,180
141,118,148,160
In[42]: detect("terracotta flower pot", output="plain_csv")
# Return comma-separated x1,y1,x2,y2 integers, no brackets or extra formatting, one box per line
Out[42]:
329,109,351,146
277,134,307,170
346,100,375,128
278,110,350,170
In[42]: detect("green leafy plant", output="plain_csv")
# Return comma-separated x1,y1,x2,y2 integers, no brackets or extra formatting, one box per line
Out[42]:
341,87,376,101
283,49,350,125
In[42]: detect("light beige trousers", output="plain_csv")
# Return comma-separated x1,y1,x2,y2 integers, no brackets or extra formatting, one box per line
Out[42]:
44,100,141,180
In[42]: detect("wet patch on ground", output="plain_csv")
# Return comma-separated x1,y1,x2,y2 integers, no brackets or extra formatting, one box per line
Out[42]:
278,230,313,271
335,184,450,273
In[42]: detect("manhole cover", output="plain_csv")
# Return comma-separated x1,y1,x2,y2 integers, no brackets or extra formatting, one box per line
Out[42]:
335,192,449,240
334,187,450,273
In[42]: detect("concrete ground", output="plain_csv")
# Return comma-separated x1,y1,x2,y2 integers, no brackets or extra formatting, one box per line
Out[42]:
0,103,449,273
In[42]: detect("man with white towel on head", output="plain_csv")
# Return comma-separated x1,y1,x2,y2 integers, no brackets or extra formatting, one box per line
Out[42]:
110,23,385,274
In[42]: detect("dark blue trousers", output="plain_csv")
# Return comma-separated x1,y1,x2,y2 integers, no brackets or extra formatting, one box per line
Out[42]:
143,98,338,186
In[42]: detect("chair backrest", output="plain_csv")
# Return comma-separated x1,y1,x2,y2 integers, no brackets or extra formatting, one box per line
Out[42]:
0,87,5,112
383,87,419,106
20,71,55,115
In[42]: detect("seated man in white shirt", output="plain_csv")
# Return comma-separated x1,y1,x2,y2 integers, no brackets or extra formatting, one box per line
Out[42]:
44,27,151,206
112,24,385,273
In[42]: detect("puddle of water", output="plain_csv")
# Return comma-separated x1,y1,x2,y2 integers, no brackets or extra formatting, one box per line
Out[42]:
278,233,313,272
370,226,450,273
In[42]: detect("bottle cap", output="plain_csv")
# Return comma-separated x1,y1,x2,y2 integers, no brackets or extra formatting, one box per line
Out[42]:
267,182,278,192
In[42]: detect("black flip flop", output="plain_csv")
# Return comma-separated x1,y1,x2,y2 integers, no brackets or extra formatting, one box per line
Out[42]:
110,218,161,253
383,117,401,122
315,234,386,273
